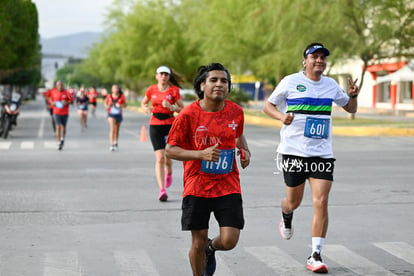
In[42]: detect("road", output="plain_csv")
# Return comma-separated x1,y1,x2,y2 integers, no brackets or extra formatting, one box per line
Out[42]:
0,96,413,275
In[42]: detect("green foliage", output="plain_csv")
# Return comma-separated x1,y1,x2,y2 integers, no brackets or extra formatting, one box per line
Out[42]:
1,68,41,87
55,61,104,88
182,93,197,102
0,0,40,83
69,0,413,96
227,87,251,107
82,0,201,92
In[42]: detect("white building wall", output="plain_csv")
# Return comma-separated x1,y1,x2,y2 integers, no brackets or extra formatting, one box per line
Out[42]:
328,58,373,108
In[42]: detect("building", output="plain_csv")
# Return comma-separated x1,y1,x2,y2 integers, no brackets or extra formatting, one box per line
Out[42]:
330,58,414,113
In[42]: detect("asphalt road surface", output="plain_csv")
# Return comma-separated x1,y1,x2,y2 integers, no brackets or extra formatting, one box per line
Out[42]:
0,96,413,276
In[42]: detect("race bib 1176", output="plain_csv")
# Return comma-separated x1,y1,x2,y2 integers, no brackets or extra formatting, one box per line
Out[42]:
201,148,235,174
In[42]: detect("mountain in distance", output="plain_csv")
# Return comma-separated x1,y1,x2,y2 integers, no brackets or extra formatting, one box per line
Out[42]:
41,32,102,58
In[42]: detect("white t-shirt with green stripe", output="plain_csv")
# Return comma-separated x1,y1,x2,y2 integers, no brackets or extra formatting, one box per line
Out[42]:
268,71,350,158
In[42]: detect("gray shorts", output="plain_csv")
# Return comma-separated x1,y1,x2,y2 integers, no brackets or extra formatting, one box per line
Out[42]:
54,115,68,126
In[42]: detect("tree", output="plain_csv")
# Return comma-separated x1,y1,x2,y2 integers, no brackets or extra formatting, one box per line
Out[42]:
178,0,351,83
81,0,202,93
76,0,414,100
0,0,40,83
328,0,414,89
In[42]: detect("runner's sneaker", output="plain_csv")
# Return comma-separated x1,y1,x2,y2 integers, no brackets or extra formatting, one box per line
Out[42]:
306,252,328,273
204,239,216,276
165,170,172,188
58,140,64,150
279,212,293,240
110,145,115,151
158,188,168,201
114,143,118,151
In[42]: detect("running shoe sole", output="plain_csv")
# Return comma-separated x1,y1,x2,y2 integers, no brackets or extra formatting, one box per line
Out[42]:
307,252,328,273
306,263,328,273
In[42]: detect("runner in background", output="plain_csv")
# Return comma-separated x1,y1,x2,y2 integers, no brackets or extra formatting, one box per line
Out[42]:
87,86,99,117
101,88,108,99
166,63,251,276
46,80,73,150
76,87,89,131
104,84,127,151
43,82,56,133
141,66,184,201
68,87,76,106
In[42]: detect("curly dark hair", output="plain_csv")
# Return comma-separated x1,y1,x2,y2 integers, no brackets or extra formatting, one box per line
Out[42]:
193,63,231,99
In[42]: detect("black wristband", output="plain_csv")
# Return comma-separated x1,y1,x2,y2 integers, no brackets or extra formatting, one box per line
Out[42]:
350,94,358,99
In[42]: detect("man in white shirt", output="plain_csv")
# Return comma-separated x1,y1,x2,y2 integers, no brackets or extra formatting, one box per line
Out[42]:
263,42,359,273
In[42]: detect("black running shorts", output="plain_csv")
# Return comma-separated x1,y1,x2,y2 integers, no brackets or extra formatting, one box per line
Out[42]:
149,124,172,151
54,115,68,127
282,154,336,187
108,113,123,123
181,194,245,231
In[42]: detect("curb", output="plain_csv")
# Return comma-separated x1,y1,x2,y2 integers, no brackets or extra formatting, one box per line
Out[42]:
332,126,414,136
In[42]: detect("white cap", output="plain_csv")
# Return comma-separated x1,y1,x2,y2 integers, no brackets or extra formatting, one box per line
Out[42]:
156,66,171,75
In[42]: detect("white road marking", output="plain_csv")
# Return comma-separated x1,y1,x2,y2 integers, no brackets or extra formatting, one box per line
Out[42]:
0,142,12,150
374,241,414,265
43,251,80,276
20,141,34,150
323,244,396,276
245,246,304,275
114,250,160,276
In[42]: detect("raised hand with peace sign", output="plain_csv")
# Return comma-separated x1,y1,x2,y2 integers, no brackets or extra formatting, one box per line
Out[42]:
348,77,359,99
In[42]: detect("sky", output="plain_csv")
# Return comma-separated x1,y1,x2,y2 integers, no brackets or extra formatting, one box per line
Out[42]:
32,0,114,39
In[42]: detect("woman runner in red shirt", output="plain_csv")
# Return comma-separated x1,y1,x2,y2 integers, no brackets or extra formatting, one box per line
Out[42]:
141,66,185,201
104,84,127,151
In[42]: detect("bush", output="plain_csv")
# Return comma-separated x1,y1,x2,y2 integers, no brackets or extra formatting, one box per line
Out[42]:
183,93,197,101
227,87,250,107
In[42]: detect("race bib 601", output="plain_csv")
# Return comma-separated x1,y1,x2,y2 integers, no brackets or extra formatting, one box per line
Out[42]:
304,117,329,139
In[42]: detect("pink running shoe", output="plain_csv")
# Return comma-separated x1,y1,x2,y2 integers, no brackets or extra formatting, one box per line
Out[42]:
165,172,172,188
158,188,168,201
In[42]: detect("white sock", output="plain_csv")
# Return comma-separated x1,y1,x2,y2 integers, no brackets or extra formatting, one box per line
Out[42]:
312,237,325,254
